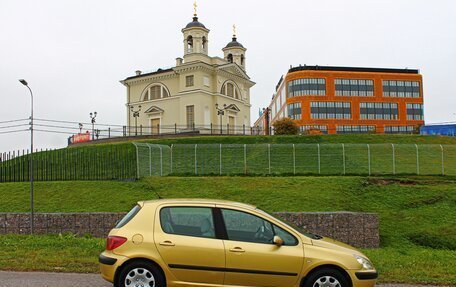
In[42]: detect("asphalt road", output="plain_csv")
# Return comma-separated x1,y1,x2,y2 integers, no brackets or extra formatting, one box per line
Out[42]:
0,271,450,287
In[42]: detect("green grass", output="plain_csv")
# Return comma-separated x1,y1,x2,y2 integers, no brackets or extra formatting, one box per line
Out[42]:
2,134,456,182
0,234,104,273
0,176,455,284
128,134,456,145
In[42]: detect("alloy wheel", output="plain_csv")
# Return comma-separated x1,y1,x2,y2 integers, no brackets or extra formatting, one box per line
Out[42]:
124,268,155,287
312,275,342,287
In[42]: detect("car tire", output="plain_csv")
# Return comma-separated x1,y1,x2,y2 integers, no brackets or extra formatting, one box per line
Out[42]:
116,260,165,287
303,267,350,287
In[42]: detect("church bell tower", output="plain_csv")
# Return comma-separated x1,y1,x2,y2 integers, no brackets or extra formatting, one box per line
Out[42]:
182,1,210,58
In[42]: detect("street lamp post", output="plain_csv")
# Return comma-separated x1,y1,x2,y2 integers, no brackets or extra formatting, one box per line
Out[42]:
19,79,34,234
130,105,142,136
215,103,227,135
90,112,97,140
78,123,83,134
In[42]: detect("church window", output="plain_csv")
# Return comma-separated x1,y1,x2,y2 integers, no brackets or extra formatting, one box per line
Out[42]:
186,75,194,87
150,85,161,100
142,84,170,101
143,90,150,101
221,81,241,99
186,105,195,128
227,83,234,97
241,54,245,66
187,36,194,53
202,36,207,51
227,54,233,63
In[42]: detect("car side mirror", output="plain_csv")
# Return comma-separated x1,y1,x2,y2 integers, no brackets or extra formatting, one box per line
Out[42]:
273,236,284,247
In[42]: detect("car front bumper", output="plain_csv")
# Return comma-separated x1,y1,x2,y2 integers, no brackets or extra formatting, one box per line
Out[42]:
99,251,129,283
348,270,378,287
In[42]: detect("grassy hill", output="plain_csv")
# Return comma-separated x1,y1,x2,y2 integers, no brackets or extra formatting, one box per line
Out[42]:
2,134,456,182
90,133,456,146
0,175,455,284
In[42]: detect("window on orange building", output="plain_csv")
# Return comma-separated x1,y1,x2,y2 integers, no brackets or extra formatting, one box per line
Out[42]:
287,103,301,120
288,78,326,97
360,102,399,120
335,79,374,97
385,126,416,134
310,102,351,119
407,104,424,121
336,125,376,134
383,80,420,98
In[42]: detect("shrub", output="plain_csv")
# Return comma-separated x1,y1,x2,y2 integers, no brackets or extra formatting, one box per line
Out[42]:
272,118,299,135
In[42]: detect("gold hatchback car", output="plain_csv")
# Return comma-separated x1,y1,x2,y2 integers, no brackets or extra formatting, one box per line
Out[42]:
99,199,377,287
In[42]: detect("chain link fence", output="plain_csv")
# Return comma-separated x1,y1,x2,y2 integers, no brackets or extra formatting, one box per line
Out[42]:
135,143,456,177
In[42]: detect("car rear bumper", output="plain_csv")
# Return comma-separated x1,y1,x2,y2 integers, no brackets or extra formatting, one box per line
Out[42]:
99,251,129,283
348,270,378,287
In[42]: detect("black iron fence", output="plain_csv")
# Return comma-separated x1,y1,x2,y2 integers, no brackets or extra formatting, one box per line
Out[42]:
0,144,136,182
68,124,267,145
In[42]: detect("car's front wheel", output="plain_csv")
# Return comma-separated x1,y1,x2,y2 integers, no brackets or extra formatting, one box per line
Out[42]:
304,267,350,287
117,260,165,287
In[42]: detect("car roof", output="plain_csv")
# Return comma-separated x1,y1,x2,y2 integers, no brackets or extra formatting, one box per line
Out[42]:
140,198,257,210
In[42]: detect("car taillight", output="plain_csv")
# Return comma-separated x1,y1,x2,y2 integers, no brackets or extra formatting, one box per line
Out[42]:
106,236,127,251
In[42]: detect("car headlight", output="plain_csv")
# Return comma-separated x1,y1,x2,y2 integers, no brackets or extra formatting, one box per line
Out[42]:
354,255,374,270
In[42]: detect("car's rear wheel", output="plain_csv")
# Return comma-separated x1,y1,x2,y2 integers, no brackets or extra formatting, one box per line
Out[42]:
117,260,165,287
304,268,350,287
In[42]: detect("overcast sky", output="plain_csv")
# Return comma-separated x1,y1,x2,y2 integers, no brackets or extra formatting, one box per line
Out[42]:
1,0,455,152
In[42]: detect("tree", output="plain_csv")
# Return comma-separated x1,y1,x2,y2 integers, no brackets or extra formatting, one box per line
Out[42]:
272,118,299,135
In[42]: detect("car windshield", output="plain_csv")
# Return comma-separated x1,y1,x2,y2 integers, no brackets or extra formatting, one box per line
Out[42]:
256,208,323,240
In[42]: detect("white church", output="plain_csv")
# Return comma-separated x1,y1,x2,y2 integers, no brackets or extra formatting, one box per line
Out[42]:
121,3,255,135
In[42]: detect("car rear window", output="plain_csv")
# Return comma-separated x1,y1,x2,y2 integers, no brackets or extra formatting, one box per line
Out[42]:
115,205,141,228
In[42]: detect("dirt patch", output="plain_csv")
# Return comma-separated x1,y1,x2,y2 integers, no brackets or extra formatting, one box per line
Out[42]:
364,178,419,186
408,232,456,251
405,195,446,208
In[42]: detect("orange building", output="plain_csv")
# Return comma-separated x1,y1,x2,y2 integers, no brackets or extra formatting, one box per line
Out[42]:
254,66,424,135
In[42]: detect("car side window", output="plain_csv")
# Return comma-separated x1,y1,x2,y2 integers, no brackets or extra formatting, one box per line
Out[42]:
273,224,298,246
160,207,216,239
221,209,274,244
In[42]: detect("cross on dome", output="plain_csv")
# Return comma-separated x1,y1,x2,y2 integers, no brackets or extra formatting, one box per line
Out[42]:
193,0,198,17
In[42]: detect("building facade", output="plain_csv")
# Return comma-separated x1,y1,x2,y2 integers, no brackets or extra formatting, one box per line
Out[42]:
421,124,456,136
254,66,424,135
122,11,255,135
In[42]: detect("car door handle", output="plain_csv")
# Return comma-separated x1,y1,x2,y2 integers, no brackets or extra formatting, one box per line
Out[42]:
229,247,245,253
160,241,175,246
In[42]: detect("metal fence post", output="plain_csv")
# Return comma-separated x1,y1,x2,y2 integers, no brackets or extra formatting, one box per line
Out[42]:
392,144,396,175
440,145,445,176
148,145,152,176
159,145,163,176
219,144,222,175
317,144,321,174
133,143,140,179
415,144,420,175
367,144,371,176
293,144,296,175
170,144,173,174
342,143,346,175
244,144,247,174
268,144,271,175
194,144,198,175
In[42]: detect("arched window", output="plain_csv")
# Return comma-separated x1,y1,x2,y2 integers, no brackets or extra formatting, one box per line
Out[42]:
142,84,170,101
187,36,194,53
241,54,245,66
202,36,207,51
227,54,233,63
221,81,241,99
